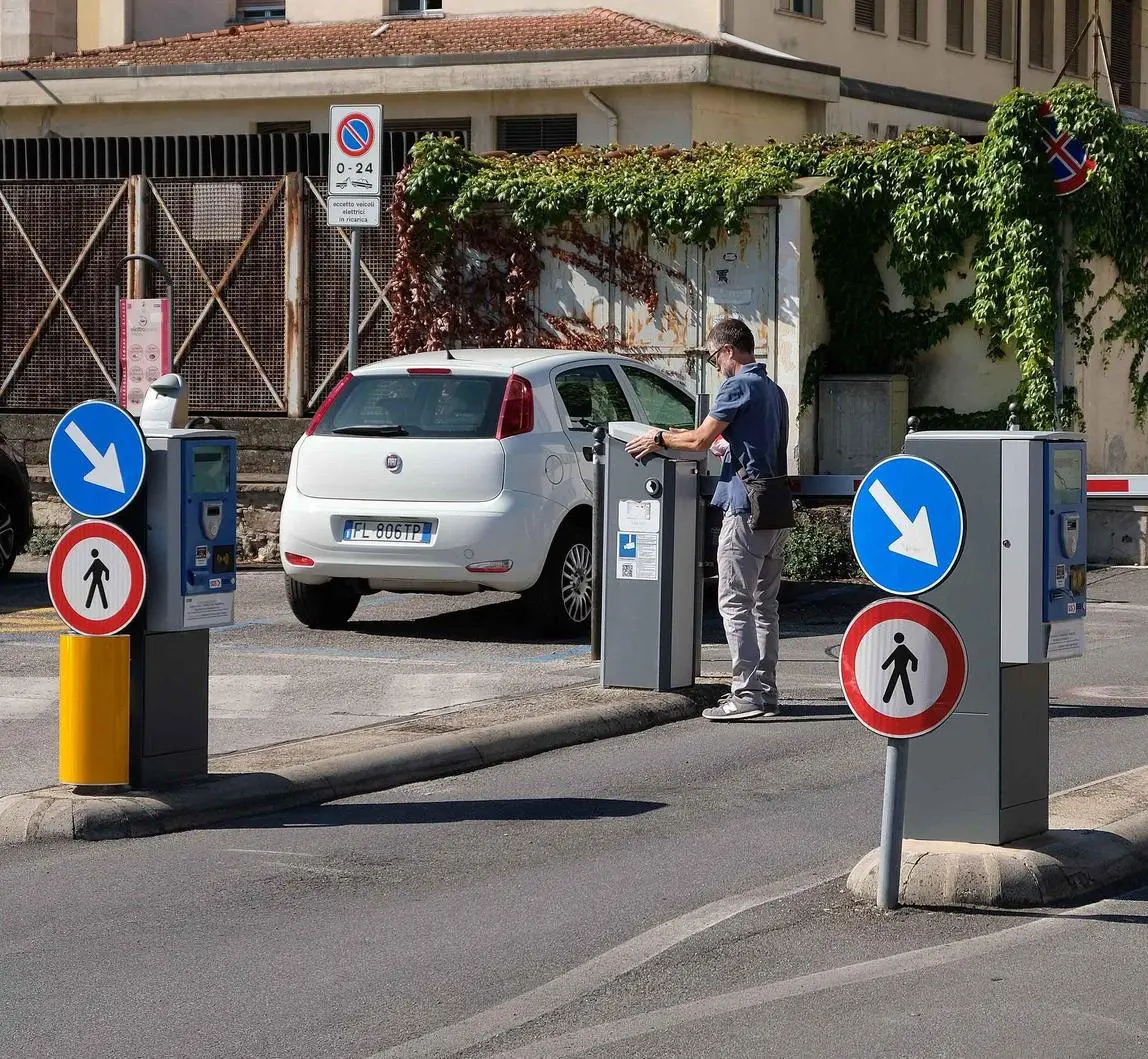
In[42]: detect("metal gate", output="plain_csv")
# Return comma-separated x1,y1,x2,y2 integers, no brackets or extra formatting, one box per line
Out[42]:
0,181,128,409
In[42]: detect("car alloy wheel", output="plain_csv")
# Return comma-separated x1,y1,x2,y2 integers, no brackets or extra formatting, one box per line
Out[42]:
560,541,593,624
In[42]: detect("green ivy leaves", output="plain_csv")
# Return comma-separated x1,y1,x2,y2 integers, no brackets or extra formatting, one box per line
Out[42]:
400,86,1148,426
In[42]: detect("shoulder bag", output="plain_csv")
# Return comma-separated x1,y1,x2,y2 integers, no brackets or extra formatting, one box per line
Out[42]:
736,466,795,531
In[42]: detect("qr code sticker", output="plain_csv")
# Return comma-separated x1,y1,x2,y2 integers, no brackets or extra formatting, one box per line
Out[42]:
620,562,635,578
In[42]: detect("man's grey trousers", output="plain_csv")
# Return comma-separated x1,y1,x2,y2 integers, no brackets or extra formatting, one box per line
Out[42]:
716,511,787,706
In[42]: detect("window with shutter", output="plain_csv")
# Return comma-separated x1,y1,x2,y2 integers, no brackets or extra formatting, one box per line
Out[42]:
1064,0,1085,75
1110,0,1135,106
899,0,926,41
986,0,1014,59
1028,0,1052,68
946,0,972,51
855,0,878,32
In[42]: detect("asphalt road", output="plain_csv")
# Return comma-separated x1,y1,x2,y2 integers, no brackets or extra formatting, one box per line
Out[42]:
0,560,869,796
2,677,1147,1059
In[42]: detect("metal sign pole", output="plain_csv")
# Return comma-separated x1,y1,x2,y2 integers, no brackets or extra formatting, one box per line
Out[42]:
348,228,363,372
590,426,607,663
877,736,909,911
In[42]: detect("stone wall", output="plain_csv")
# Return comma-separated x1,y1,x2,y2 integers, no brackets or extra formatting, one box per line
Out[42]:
4,412,299,563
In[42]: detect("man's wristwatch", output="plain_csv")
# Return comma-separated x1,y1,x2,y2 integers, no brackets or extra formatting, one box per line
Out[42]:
654,430,666,449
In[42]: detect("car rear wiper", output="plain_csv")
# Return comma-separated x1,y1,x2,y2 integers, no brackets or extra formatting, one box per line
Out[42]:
331,424,410,437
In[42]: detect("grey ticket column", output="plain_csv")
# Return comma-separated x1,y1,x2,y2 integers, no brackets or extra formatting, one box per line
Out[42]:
600,422,706,691
899,430,1086,844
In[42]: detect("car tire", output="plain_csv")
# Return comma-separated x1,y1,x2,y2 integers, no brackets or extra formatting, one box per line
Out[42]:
285,576,360,629
0,491,20,579
522,522,594,636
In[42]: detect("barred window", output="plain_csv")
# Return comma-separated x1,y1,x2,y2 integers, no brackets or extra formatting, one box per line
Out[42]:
496,116,578,155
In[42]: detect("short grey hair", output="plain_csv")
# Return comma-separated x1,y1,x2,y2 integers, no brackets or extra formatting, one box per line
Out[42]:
706,318,754,357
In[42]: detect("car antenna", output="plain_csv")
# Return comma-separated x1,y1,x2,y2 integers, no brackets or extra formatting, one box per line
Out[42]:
445,350,455,360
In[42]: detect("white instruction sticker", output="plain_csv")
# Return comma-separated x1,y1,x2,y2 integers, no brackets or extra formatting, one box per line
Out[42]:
183,593,235,630
616,532,659,580
1046,621,1085,659
618,499,661,533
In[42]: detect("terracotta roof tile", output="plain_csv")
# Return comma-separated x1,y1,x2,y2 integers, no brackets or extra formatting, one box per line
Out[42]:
9,8,705,72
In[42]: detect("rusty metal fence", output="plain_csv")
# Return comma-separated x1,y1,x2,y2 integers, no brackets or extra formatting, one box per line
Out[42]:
0,174,399,415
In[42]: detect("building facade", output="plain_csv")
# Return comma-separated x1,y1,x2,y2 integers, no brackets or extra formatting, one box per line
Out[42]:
34,2,1141,144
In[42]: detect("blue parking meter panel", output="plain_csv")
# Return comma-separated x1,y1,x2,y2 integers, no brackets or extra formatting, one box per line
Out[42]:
49,401,147,519
851,455,965,596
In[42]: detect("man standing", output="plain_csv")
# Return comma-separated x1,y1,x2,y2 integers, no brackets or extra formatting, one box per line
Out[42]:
626,318,789,720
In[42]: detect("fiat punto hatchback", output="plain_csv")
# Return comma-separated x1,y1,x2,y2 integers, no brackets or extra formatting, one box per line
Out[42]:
280,348,697,632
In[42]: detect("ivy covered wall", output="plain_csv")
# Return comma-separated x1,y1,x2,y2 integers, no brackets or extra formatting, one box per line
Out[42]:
393,82,1148,453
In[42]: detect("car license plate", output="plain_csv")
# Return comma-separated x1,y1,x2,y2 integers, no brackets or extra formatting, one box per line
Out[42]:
342,519,434,544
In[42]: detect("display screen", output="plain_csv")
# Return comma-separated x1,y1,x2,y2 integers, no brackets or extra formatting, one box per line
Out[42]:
1052,447,1083,505
191,446,230,495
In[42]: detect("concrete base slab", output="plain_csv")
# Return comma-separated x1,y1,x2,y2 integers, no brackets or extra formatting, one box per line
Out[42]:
848,765,1148,908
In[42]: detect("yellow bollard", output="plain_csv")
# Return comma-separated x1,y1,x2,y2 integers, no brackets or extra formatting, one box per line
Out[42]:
58,635,130,787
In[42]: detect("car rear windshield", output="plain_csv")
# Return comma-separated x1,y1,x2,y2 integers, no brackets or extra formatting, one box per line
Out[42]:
315,373,506,439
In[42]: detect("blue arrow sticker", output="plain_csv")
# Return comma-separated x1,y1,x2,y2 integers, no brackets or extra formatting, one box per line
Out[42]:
851,455,965,596
49,401,147,519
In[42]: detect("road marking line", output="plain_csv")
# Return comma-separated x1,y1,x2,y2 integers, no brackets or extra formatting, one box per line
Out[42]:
482,890,1145,1059
372,861,853,1059
222,849,317,857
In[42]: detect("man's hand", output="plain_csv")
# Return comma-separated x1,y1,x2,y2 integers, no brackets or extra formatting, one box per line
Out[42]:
625,429,661,460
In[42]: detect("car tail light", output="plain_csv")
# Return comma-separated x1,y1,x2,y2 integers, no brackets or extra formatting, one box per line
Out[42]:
466,560,514,573
407,367,452,375
284,552,315,567
305,373,353,436
496,375,534,439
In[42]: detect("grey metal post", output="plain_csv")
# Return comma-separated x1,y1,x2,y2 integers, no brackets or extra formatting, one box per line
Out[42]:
590,426,607,663
348,227,363,372
877,737,909,911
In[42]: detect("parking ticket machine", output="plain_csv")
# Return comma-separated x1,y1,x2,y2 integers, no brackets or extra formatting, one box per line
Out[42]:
144,432,238,633
900,430,1087,844
600,422,707,691
130,375,238,787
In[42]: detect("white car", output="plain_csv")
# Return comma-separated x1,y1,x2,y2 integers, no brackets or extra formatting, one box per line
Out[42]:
279,348,698,632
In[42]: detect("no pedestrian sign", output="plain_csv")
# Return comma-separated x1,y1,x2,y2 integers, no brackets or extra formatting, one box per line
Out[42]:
48,521,147,636
839,598,967,739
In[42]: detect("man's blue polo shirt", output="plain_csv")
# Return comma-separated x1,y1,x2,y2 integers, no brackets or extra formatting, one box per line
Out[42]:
709,363,789,515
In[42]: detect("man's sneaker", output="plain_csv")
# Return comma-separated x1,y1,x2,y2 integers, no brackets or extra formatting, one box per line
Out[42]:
702,695,764,721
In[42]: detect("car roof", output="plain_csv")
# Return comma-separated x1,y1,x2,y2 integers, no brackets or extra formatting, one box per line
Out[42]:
353,347,689,382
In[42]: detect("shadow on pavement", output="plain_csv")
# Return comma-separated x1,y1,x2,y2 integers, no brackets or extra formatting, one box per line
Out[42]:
0,571,50,610
225,796,666,829
347,598,583,647
1050,703,1148,718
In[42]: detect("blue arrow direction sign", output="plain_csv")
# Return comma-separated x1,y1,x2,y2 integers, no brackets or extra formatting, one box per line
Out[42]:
851,454,965,596
49,401,146,519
